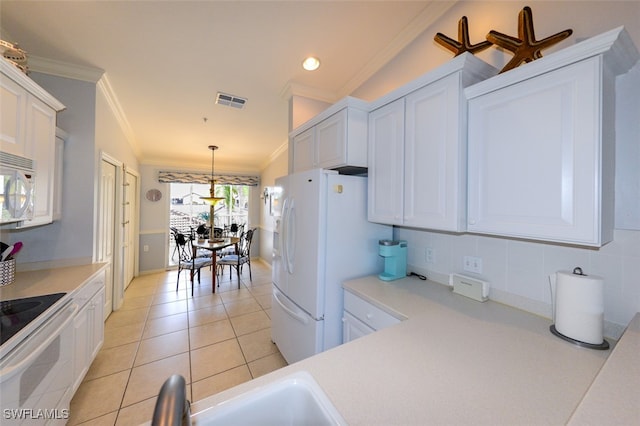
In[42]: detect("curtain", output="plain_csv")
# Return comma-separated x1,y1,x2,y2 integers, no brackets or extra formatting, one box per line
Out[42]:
158,170,259,186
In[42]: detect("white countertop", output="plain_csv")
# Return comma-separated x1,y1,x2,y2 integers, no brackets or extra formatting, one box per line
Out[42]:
192,275,639,425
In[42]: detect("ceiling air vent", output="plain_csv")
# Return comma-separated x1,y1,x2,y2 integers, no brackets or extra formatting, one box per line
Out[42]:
215,92,247,109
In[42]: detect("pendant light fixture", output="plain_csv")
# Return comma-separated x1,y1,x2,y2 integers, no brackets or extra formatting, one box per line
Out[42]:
200,145,225,205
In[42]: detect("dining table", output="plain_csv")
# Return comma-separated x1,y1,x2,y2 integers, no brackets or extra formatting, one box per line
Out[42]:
191,237,240,293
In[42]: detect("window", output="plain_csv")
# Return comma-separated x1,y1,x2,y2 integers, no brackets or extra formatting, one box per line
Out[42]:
168,183,249,265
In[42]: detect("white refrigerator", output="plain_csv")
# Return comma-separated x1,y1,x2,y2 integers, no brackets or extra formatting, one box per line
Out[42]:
271,168,392,364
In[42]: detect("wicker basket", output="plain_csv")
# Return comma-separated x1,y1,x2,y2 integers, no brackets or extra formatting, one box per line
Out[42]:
0,258,16,286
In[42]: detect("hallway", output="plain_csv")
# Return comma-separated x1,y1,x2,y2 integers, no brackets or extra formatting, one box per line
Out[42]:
69,260,285,425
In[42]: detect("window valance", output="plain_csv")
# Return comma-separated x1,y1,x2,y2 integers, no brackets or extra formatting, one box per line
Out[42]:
158,170,259,186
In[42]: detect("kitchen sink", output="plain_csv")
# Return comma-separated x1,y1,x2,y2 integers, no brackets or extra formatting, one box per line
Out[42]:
191,371,346,425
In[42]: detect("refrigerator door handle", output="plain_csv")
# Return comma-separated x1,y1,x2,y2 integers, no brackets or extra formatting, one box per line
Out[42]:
274,289,309,325
285,198,296,274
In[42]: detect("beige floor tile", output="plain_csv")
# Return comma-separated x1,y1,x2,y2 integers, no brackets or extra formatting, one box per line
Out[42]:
223,297,262,318
191,365,252,402
254,293,272,309
189,319,236,349
143,312,188,339
248,283,272,296
248,352,289,378
237,328,279,362
135,329,189,366
119,294,154,311
105,307,148,329
191,339,246,382
115,396,157,426
72,411,118,426
148,299,188,319
124,284,157,299
152,289,188,305
123,353,191,407
229,310,271,336
188,304,227,327
187,292,224,311
69,370,130,424
219,287,255,303
102,321,145,349
85,341,138,380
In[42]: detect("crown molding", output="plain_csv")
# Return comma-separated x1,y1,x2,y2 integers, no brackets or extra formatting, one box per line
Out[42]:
97,74,141,157
261,140,288,171
279,81,338,104
28,55,104,83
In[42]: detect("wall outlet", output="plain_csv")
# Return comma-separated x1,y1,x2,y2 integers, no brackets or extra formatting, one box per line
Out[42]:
425,248,435,264
143,245,149,252
463,256,482,274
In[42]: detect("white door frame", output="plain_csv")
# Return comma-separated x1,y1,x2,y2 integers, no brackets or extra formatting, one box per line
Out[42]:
123,165,140,288
95,151,124,313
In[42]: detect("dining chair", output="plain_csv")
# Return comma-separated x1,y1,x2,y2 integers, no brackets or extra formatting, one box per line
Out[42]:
174,231,213,296
217,228,255,286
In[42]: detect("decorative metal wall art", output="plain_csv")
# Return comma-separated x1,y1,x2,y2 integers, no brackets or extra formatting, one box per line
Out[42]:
434,6,573,74
434,16,493,56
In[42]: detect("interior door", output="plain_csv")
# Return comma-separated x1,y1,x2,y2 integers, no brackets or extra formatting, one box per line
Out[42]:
98,159,117,318
123,169,138,290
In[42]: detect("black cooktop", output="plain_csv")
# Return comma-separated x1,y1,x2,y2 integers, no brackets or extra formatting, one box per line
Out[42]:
0,293,66,345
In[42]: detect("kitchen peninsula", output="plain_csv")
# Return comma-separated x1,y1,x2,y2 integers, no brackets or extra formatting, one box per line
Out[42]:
191,275,638,425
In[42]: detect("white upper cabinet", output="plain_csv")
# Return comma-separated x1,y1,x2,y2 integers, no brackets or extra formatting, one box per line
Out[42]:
291,97,368,174
466,27,639,247
1,58,65,228
368,53,497,230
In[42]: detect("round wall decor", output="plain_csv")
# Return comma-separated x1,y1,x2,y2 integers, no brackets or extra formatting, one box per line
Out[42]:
145,189,162,202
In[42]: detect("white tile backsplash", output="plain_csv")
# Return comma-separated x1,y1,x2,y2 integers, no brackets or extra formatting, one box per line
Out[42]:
396,227,640,340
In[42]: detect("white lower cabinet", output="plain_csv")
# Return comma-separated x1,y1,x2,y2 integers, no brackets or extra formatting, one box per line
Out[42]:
72,271,105,392
343,290,400,343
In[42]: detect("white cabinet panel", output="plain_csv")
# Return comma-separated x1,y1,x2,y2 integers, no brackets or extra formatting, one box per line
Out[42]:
468,58,605,245
342,311,374,343
292,127,314,173
367,98,404,225
316,109,346,168
291,98,368,173
0,75,28,157
21,95,57,227
404,74,465,230
343,290,400,344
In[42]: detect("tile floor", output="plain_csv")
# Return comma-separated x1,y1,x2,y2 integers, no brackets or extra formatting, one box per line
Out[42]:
68,260,287,425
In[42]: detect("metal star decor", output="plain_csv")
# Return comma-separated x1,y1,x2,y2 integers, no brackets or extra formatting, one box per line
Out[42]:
487,6,573,73
434,16,493,57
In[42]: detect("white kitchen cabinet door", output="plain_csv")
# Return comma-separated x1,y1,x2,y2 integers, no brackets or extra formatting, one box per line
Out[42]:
72,276,105,393
292,127,315,173
404,73,465,231
17,94,57,228
316,109,346,169
52,130,66,221
467,58,609,246
367,98,404,225
342,311,374,343
0,75,28,158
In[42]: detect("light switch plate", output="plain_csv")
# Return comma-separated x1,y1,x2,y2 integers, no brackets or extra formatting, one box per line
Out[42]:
451,273,489,302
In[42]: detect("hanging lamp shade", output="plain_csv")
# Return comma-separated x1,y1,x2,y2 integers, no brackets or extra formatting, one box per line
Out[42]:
200,145,225,205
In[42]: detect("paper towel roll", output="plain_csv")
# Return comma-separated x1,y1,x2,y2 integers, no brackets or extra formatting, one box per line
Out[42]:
555,270,604,344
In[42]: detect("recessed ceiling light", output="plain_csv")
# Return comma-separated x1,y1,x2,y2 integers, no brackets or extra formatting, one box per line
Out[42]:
302,56,320,71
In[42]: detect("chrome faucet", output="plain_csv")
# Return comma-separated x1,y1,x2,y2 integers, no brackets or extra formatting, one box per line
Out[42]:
152,375,191,426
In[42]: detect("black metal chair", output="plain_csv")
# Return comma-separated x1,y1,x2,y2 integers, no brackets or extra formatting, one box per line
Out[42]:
217,228,255,286
173,230,213,296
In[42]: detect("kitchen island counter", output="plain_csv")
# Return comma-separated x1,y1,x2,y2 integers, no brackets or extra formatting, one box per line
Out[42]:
191,276,635,425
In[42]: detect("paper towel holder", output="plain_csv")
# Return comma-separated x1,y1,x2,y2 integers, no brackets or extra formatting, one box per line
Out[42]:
549,266,610,350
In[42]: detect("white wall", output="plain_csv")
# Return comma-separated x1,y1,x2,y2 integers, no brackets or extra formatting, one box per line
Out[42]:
348,1,640,339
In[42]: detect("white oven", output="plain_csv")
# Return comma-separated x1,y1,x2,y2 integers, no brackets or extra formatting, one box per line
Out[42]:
0,301,77,425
